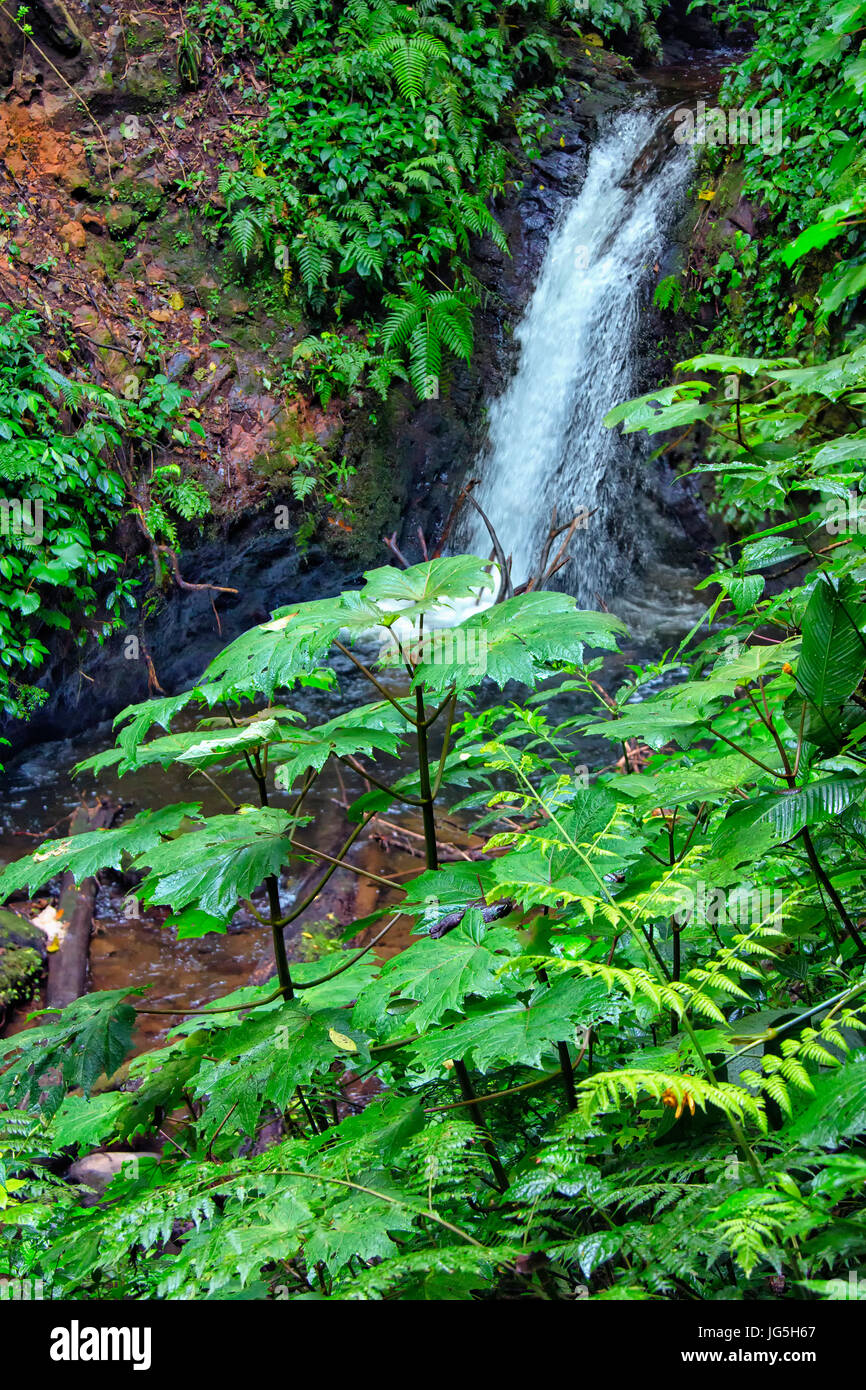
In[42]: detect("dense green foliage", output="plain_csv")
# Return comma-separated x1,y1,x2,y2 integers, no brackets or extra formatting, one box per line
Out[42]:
3,0,866,1307
195,0,663,398
0,310,209,723
677,0,866,358
1,493,866,1297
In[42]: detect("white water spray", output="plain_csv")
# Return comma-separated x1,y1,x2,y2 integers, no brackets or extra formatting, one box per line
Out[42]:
459,106,693,604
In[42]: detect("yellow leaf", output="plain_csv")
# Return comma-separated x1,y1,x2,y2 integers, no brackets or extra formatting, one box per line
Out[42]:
328,1028,358,1053
698,189,716,201
253,161,267,177
169,292,184,311
559,135,565,147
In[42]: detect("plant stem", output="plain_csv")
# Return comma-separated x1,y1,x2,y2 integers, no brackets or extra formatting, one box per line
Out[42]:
800,826,866,952
426,1067,563,1114
335,754,423,806
557,1042,577,1110
267,873,293,999
431,691,458,798
252,755,295,998
415,686,439,871
452,1059,508,1190
333,639,415,722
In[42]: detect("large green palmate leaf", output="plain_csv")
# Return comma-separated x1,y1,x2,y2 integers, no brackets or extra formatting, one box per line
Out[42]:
584,642,799,750
352,921,524,1033
678,353,800,376
271,701,409,790
603,381,713,433
796,577,866,722
202,596,357,696
133,807,295,920
396,861,500,921
49,1093,133,1150
612,752,765,811
87,718,298,779
413,592,625,697
405,975,617,1077
173,717,294,771
713,775,866,853
361,556,495,610
0,988,138,1108
582,700,708,750
0,803,202,899
788,1057,866,1149
84,683,238,773
768,341,866,399
190,998,370,1142
201,559,502,700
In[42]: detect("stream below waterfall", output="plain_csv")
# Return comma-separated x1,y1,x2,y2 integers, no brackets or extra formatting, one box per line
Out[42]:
0,60,731,1045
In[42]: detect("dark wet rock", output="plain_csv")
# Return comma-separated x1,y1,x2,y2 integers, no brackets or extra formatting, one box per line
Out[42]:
166,350,193,381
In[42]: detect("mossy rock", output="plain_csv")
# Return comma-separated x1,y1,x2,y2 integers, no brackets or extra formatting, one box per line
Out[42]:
216,288,252,323
120,55,178,109
0,907,47,959
0,946,42,1011
330,434,405,565
85,236,127,282
123,16,167,52
105,203,143,238
113,177,164,215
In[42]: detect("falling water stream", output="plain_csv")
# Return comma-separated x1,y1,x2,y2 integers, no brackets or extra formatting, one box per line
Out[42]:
459,104,694,605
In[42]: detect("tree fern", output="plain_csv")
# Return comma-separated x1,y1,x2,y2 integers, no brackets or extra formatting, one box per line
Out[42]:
370,32,449,107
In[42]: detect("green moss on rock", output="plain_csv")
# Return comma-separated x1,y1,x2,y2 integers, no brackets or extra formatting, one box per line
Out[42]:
113,177,164,215
123,16,167,52
0,907,46,957
0,946,42,1010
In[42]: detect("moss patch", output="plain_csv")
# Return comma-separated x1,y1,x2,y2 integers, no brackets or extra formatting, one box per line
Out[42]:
0,946,42,1010
123,16,168,53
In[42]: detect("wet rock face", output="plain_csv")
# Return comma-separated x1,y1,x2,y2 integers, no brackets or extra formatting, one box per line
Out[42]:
11,521,354,744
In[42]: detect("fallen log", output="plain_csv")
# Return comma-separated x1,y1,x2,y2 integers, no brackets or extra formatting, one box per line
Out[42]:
47,798,120,1010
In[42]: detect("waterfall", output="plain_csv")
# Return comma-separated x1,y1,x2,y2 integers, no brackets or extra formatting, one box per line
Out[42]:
458,105,693,605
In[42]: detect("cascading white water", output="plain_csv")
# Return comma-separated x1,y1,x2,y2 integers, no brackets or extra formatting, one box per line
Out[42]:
459,105,693,605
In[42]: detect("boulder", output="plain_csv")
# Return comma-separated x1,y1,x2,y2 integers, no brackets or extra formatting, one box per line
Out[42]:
67,1151,161,1195
0,907,47,959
